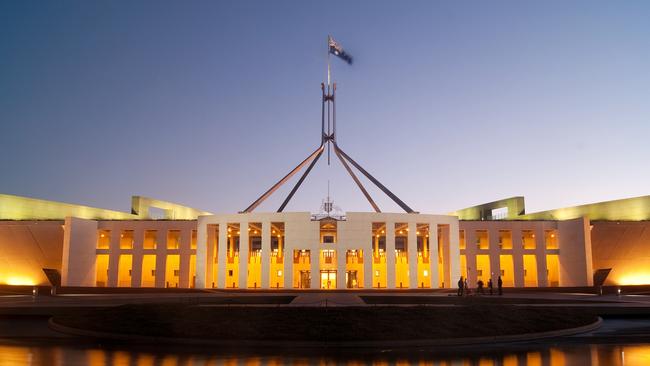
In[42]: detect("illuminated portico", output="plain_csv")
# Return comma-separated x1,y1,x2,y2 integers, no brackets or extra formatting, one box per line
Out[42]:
195,212,459,290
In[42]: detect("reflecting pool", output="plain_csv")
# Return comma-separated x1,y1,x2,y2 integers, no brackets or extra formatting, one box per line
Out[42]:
0,341,649,366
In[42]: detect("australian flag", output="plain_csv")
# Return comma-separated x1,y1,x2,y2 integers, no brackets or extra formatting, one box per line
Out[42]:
328,35,353,64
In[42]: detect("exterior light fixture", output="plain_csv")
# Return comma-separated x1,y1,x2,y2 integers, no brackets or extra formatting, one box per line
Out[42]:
100,234,105,238
277,270,282,276
423,270,428,277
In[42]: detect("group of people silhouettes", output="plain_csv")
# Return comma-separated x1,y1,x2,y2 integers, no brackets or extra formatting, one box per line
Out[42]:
457,275,502,296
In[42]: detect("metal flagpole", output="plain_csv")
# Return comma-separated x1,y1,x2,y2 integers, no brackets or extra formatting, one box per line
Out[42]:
241,35,416,214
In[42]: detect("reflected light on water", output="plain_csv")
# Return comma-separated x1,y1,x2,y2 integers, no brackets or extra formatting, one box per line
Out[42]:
0,343,649,365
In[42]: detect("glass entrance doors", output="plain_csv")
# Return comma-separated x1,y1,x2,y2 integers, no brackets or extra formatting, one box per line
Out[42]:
320,270,336,289
299,270,311,289
346,270,358,288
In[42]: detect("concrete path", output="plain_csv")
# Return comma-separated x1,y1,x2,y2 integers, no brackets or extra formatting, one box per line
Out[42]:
289,293,365,306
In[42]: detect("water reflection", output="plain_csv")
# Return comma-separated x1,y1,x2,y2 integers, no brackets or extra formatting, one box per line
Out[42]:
0,343,649,366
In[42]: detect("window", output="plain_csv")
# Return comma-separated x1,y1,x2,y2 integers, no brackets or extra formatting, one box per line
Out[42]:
476,230,489,250
323,250,335,264
120,230,134,249
228,270,233,277
522,230,536,249
323,235,335,243
499,230,512,250
191,230,197,249
491,207,508,220
167,230,181,250
97,230,110,249
545,230,558,249
459,230,466,250
144,230,157,249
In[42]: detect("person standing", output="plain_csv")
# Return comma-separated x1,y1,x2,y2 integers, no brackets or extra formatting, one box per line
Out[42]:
497,275,503,296
464,278,469,296
487,278,493,295
457,276,464,296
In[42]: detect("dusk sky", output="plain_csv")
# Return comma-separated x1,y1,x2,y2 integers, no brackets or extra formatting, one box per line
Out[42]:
1,1,649,215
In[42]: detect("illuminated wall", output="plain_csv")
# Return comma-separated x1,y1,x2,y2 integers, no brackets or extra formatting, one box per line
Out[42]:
0,221,63,286
0,193,211,221
523,254,538,287
141,254,156,287
95,254,109,287
591,221,650,285
117,255,132,287
165,254,180,288
499,254,514,287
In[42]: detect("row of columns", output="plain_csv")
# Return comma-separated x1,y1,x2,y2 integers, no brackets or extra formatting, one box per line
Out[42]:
463,227,553,288
104,228,195,288
196,220,458,289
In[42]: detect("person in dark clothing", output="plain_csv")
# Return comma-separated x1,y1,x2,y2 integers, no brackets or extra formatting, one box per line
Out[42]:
497,275,503,295
477,279,484,295
487,278,493,295
457,276,464,296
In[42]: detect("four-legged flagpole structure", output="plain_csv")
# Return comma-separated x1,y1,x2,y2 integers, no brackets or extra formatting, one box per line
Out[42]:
241,36,415,214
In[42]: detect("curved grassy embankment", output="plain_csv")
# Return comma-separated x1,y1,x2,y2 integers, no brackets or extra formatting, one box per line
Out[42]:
52,304,597,342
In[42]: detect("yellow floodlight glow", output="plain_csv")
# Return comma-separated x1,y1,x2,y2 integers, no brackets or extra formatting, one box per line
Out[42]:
4,276,36,286
618,273,650,286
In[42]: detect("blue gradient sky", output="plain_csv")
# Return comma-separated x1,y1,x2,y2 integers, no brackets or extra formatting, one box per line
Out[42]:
1,1,649,215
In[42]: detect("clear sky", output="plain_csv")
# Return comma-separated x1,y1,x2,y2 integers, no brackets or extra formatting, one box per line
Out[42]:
1,1,649,215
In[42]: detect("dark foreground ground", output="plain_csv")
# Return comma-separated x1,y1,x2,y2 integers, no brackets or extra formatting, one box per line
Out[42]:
51,303,598,341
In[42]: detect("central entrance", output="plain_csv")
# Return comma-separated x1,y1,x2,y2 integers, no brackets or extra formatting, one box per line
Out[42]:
299,270,311,289
346,270,358,288
320,270,336,289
